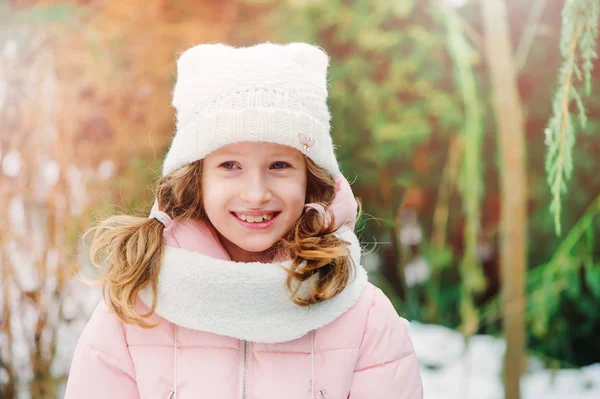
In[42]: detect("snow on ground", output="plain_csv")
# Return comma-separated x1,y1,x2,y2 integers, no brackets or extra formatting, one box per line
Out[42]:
408,322,600,399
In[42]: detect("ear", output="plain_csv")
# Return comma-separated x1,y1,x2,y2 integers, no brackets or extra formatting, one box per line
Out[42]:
286,42,329,79
175,43,232,81
172,43,233,110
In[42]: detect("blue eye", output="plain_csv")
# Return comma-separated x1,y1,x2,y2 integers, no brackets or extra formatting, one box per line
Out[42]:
271,161,291,170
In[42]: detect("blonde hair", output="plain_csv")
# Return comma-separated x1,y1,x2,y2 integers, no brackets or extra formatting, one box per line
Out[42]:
82,158,359,328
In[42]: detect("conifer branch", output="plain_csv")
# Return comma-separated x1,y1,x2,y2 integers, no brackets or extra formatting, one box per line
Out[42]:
545,0,599,236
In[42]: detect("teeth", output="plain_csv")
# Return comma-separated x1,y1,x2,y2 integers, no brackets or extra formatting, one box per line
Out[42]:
236,213,274,223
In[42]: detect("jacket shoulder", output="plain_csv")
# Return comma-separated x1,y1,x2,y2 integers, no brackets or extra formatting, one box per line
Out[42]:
355,283,416,370
76,299,134,369
315,282,381,350
65,299,140,398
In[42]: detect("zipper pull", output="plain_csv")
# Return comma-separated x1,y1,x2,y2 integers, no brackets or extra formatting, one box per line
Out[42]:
318,389,329,399
167,390,175,399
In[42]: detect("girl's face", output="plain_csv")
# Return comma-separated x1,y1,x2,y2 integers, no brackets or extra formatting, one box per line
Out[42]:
202,142,307,262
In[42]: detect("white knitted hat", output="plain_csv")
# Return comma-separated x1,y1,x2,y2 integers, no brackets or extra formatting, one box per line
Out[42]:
162,42,340,179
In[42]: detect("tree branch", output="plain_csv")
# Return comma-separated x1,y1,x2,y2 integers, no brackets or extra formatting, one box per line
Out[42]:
515,0,550,72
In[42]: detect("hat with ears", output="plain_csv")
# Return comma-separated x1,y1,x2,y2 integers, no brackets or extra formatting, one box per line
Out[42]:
161,42,340,179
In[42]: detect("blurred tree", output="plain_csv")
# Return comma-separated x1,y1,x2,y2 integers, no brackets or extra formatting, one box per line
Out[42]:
0,0,238,396
440,2,486,338
3,1,600,398
481,1,527,398
0,4,81,397
240,0,600,370
244,0,469,313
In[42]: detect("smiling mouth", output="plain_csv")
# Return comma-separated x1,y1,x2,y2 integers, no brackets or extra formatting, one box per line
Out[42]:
232,212,280,223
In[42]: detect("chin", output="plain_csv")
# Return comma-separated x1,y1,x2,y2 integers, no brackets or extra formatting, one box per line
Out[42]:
236,240,277,254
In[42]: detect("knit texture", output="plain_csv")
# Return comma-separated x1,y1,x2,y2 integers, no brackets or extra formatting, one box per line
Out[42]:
162,42,341,178
138,227,367,343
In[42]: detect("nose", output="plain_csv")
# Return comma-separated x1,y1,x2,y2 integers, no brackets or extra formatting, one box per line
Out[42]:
239,171,272,205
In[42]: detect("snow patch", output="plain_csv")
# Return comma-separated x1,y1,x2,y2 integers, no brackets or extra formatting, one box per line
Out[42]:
408,322,600,398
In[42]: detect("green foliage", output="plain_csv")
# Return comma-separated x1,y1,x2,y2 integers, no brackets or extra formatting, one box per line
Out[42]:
0,2,77,28
441,4,486,336
419,244,463,328
239,0,600,366
528,193,600,329
0,2,79,53
15,4,78,25
545,0,599,236
264,0,464,234
527,192,600,364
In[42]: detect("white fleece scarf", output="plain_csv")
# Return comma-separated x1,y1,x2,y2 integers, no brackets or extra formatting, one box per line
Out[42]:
139,227,368,344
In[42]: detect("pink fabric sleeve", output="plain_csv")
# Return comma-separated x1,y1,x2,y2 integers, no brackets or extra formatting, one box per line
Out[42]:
348,287,423,398
64,300,140,399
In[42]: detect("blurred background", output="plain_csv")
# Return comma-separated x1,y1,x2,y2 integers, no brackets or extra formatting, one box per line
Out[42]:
1,0,599,398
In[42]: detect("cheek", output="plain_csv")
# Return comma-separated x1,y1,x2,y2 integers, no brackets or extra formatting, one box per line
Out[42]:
201,175,226,217
290,186,307,206
280,178,307,211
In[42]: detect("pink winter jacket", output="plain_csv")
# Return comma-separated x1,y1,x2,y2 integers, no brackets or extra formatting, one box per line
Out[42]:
65,177,423,399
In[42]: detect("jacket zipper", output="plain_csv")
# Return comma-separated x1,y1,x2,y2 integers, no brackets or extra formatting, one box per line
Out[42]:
169,339,319,399
242,339,249,399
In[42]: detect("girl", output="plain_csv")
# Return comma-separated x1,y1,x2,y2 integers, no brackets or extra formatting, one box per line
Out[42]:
65,42,423,399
